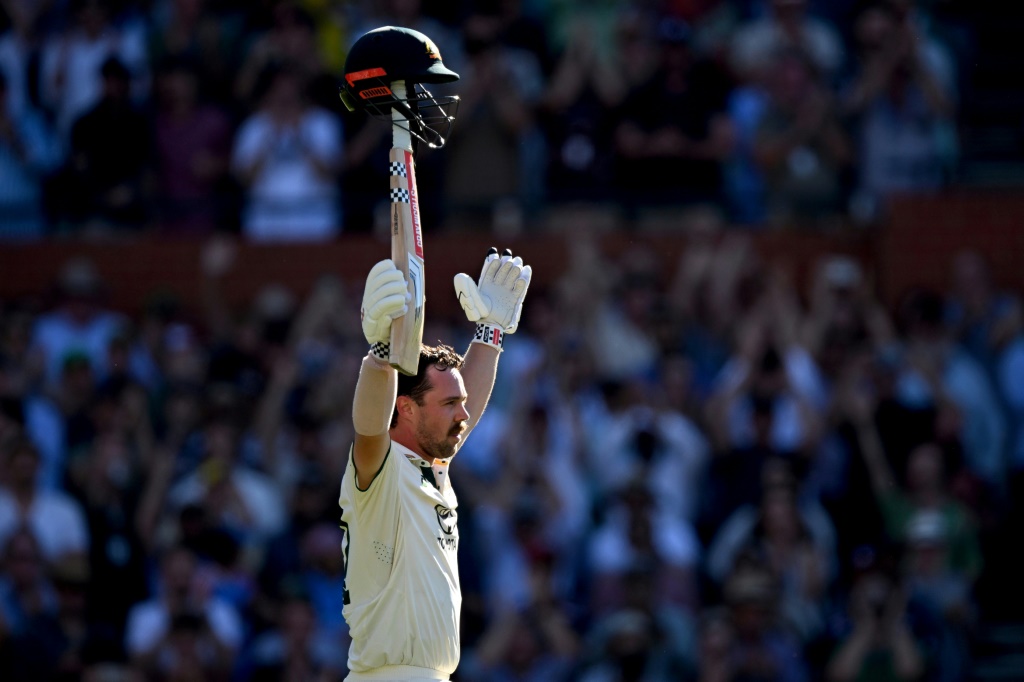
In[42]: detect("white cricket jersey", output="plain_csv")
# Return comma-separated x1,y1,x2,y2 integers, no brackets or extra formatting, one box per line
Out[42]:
338,440,461,679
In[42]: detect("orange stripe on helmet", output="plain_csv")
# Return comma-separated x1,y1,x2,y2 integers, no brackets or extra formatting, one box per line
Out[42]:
345,67,387,86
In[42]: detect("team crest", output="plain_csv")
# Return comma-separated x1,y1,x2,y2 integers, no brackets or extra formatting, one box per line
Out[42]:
435,504,457,535
424,39,440,60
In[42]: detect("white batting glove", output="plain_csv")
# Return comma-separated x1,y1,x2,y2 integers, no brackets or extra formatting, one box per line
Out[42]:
361,260,410,356
454,248,532,337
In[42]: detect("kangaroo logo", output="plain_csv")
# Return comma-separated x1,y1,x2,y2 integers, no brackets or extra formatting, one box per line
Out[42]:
435,504,457,536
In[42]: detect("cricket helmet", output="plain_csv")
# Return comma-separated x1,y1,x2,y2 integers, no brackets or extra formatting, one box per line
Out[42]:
340,26,460,148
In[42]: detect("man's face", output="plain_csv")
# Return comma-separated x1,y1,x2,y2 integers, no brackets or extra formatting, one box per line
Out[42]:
412,366,469,460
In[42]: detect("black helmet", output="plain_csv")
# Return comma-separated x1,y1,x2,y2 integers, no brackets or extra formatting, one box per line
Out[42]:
340,26,460,148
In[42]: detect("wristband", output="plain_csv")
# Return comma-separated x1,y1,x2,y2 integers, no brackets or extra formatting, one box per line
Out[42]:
472,323,504,350
369,341,391,362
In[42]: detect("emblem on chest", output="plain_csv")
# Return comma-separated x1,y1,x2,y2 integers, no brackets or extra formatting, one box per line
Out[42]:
435,504,459,551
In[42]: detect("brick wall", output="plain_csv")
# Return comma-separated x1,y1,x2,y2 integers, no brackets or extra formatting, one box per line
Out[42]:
2,193,1021,319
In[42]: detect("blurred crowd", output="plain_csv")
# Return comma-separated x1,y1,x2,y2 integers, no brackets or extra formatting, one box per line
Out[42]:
1,226,1023,680
2,0,1017,681
0,0,968,240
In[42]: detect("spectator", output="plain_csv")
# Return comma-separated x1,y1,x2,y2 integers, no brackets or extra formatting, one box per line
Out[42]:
62,56,154,232
587,477,701,616
233,3,326,107
665,228,746,401
944,249,1022,377
469,396,590,616
441,15,545,227
846,384,983,582
0,438,90,562
892,289,1006,488
256,464,335,611
584,561,697,678
610,16,734,211
460,602,579,682
585,247,663,382
843,0,957,216
721,562,809,682
230,61,343,242
147,0,241,107
706,455,837,581
826,561,924,682
577,607,691,682
250,274,359,492
3,555,93,679
723,60,772,225
0,303,35,407
65,423,152,631
752,48,852,226
0,71,62,239
592,400,709,522
296,522,347,645
151,55,234,236
39,0,149,138
729,0,844,85
194,238,279,405
0,0,38,120
29,257,125,389
705,330,826,518
693,606,734,682
901,509,976,682
998,334,1024,476
539,10,650,204
244,594,345,681
165,407,286,546
472,0,553,75
801,255,895,379
124,544,241,676
708,475,834,641
0,528,58,640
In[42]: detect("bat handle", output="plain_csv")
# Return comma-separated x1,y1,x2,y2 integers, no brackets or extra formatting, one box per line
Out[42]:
391,80,412,151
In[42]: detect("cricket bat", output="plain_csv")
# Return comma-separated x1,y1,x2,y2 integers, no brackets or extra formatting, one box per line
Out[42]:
387,81,425,375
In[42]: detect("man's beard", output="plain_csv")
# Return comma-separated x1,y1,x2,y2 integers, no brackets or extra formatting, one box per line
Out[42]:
416,420,462,460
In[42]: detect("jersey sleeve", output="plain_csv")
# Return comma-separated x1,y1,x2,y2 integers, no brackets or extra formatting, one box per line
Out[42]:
344,442,400,514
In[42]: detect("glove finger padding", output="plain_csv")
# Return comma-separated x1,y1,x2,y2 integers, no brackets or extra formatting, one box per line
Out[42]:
493,255,515,286
364,274,409,312
506,265,532,334
513,264,532,295
361,259,410,344
481,252,503,285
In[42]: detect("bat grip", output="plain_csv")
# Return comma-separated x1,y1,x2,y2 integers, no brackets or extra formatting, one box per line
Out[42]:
391,81,412,151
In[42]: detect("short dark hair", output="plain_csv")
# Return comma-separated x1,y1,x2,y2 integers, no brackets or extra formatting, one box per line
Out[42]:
391,344,465,427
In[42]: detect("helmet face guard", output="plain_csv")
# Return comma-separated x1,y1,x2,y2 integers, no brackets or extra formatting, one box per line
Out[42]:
340,74,459,149
340,26,461,149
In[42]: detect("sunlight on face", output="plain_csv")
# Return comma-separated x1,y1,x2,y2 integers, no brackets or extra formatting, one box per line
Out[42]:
414,366,469,461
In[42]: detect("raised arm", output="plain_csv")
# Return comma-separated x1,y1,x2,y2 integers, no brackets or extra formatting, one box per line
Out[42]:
843,380,897,497
454,247,533,442
351,260,409,485
460,342,499,438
